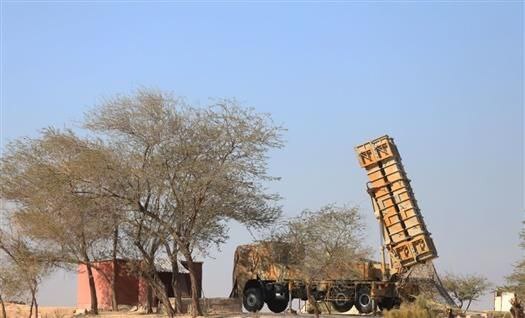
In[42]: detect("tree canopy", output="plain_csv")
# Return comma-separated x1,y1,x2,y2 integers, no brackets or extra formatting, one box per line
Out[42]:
0,89,285,317
442,272,490,312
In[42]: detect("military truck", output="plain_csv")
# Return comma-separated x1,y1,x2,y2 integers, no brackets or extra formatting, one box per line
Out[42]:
230,135,438,314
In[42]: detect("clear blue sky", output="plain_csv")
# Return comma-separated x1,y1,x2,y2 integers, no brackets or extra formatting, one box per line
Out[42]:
1,1,523,311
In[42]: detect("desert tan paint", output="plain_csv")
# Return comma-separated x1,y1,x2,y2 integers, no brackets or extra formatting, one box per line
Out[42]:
355,135,438,274
230,135,437,298
230,242,384,298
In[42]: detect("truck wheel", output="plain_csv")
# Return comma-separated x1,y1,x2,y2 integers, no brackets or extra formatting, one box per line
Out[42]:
267,299,288,313
243,287,264,312
332,292,354,312
355,287,376,314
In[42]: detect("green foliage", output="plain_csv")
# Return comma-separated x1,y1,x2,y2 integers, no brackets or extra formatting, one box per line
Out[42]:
442,272,491,311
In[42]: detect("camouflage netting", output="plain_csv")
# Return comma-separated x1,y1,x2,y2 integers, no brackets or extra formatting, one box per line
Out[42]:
399,261,457,308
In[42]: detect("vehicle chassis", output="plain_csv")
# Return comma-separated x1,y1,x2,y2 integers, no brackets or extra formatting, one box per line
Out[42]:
242,278,400,314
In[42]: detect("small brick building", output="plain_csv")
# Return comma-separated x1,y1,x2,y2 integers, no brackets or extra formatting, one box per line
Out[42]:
77,259,202,310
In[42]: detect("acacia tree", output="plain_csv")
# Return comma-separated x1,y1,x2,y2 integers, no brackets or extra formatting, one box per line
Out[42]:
442,273,490,312
267,204,369,317
0,224,51,318
0,259,18,318
83,90,284,317
0,243,29,318
0,130,119,315
507,222,525,300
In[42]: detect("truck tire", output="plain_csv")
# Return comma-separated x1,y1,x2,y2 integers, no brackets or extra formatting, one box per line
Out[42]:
243,287,264,312
267,299,288,313
332,292,354,312
355,286,375,314
332,300,354,313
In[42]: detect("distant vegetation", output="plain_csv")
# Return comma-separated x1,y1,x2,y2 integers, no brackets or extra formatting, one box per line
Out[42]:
442,272,491,312
506,221,525,300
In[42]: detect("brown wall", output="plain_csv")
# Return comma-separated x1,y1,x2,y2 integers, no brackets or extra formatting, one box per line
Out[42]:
77,260,140,310
77,260,203,310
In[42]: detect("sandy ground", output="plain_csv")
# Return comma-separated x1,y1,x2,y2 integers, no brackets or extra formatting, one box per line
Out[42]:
92,315,373,318
93,315,374,318
2,304,378,318
3,303,74,318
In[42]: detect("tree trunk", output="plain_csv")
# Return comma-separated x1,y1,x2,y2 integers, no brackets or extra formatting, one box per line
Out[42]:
465,299,472,313
171,261,183,314
27,297,33,318
0,293,7,318
139,250,175,317
111,227,119,311
305,283,319,318
288,282,293,313
165,242,183,314
146,284,153,314
183,252,202,318
134,239,176,317
138,256,174,317
32,291,38,318
188,265,201,317
149,273,174,318
85,263,99,315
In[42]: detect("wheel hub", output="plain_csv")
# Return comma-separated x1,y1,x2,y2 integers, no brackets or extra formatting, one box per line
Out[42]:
359,294,370,306
246,294,257,307
335,293,348,306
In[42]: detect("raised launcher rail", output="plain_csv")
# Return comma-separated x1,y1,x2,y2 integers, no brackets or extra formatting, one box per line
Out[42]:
355,135,437,273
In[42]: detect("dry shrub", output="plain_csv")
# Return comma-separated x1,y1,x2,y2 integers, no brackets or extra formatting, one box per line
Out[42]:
43,309,69,318
384,296,438,318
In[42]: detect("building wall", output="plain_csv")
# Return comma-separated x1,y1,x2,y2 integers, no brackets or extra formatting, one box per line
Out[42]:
77,260,140,310
494,291,515,312
77,259,203,310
